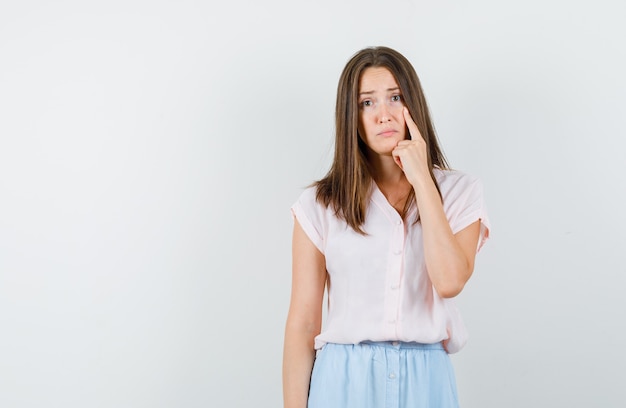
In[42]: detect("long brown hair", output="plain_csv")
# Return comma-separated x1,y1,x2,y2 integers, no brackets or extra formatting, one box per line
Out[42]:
315,46,449,234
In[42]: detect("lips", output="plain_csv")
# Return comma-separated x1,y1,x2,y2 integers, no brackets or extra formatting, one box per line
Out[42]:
377,129,397,137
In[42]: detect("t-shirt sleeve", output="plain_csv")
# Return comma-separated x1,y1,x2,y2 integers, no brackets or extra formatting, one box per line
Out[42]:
443,174,491,253
290,187,326,254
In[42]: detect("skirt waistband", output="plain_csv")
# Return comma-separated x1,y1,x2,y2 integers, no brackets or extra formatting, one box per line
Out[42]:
359,341,444,350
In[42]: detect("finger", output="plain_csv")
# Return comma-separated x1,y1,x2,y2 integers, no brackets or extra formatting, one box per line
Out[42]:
394,156,403,169
392,148,404,169
403,107,422,141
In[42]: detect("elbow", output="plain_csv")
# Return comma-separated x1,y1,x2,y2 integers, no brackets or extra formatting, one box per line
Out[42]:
434,281,465,298
432,266,472,298
284,312,322,341
285,320,320,339
432,258,474,298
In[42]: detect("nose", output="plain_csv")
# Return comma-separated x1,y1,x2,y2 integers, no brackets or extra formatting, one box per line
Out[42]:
378,103,391,123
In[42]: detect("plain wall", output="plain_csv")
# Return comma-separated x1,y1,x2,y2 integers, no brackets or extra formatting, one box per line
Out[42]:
1,0,625,407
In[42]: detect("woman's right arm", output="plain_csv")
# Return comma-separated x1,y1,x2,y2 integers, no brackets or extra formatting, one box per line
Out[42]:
282,219,327,408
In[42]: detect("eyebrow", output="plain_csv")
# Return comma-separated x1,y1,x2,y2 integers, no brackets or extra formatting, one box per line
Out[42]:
358,87,401,96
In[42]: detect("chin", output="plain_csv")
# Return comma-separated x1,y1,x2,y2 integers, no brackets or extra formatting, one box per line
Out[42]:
381,139,402,151
364,138,401,157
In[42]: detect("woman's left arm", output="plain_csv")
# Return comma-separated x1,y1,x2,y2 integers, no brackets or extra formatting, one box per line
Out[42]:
393,108,481,298
412,180,480,298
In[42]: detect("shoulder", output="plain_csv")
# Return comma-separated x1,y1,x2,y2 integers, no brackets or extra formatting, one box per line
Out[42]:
292,185,329,217
295,185,321,206
434,168,490,247
291,185,331,254
434,168,482,199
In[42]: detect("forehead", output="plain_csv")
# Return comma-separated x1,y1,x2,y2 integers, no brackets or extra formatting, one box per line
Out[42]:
358,67,399,92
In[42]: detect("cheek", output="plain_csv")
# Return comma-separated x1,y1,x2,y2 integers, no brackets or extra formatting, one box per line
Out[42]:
358,114,372,135
395,113,407,133
394,112,408,138
391,104,405,119
357,118,364,137
399,112,406,127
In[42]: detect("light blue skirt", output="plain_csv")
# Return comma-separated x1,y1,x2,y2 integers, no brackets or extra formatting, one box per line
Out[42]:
308,341,459,408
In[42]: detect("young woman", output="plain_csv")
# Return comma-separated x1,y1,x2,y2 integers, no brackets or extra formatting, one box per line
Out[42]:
283,46,490,408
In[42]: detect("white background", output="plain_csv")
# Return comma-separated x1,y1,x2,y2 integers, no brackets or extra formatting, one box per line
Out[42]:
1,0,625,407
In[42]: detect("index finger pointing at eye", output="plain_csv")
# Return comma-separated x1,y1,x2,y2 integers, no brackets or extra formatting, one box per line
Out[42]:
403,107,419,141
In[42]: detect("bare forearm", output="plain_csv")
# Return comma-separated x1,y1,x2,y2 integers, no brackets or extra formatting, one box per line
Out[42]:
283,326,317,408
412,178,471,298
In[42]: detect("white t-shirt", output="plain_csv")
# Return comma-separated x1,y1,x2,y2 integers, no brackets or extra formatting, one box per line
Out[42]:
291,169,490,353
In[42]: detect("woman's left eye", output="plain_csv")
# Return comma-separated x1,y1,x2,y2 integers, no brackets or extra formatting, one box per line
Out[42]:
391,95,402,102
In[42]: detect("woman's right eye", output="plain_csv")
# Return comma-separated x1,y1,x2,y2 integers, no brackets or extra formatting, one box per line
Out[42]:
360,100,373,108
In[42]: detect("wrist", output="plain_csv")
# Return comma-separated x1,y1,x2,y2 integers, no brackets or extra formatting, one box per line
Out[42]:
409,171,436,194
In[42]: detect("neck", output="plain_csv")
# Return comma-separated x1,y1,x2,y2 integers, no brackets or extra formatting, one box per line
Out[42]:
365,150,414,216
367,153,405,185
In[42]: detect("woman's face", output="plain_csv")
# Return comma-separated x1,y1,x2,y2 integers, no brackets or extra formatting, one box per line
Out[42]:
357,67,407,157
